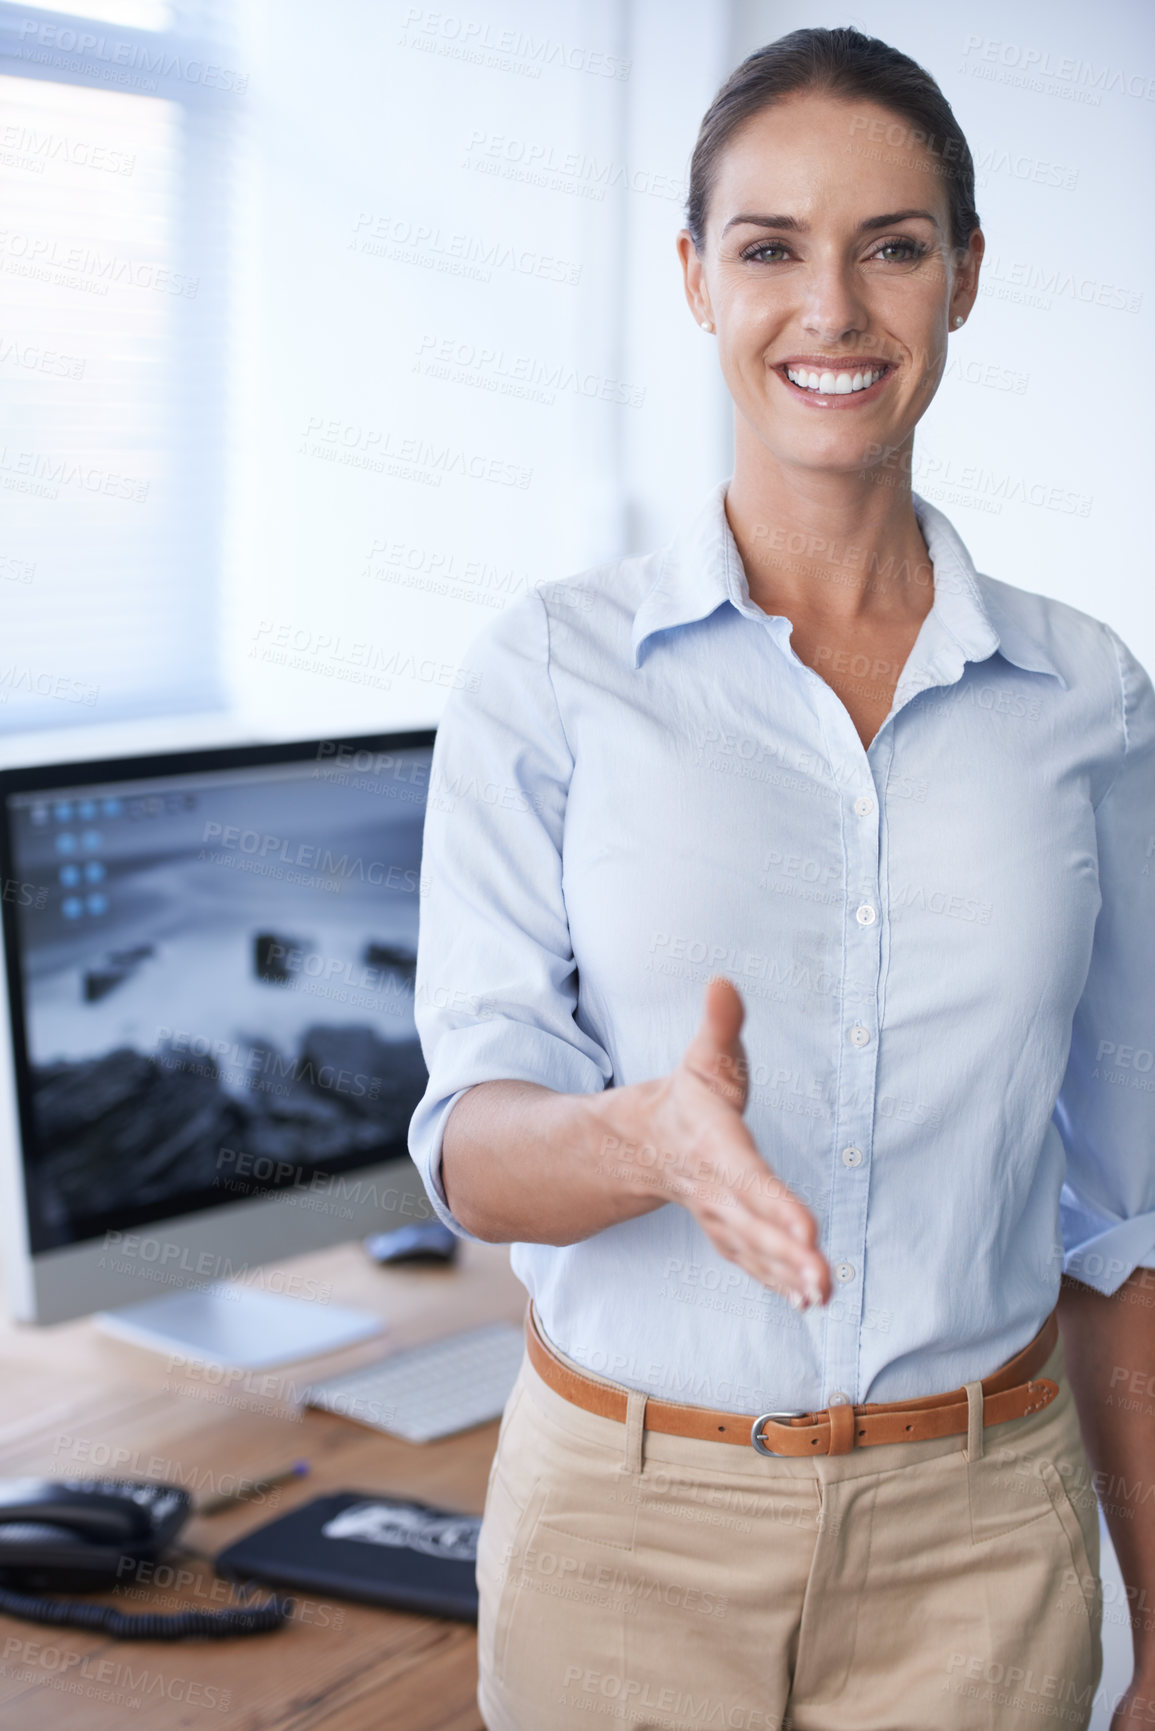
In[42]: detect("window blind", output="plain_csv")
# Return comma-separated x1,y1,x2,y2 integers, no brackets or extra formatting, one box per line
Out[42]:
0,1,240,735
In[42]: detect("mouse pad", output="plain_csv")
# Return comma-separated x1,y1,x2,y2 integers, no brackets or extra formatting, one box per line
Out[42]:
215,1492,482,1621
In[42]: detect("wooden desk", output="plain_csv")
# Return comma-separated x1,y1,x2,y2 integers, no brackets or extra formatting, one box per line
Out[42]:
0,1239,527,1729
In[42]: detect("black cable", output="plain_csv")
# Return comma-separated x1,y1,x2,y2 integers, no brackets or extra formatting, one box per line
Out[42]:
0,1583,290,1639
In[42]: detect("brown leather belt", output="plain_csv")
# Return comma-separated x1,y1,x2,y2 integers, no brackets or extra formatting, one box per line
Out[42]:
525,1300,1059,1457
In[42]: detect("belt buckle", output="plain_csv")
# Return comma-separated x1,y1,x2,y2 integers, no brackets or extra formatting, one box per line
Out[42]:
751,1411,803,1456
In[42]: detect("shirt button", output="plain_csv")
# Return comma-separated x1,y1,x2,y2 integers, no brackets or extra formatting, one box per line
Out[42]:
849,1025,871,1047
853,796,874,817
827,1389,851,1406
841,1145,864,1167
835,1262,856,1283
855,904,877,926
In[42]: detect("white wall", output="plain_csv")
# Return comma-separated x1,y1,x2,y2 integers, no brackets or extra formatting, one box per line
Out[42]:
222,0,733,741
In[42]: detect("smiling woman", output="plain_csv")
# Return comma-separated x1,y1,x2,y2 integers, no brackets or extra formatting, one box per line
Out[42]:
407,26,1155,1731
675,38,987,753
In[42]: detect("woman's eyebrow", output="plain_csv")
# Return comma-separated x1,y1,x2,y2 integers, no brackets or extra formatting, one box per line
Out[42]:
721,208,940,235
860,208,940,230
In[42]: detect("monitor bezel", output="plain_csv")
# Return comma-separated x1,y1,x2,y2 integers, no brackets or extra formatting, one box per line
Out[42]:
0,728,436,1312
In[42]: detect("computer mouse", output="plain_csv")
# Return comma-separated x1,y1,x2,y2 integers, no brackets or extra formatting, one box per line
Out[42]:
364,1221,459,1266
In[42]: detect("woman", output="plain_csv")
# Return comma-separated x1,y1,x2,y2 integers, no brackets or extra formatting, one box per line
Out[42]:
409,27,1155,1731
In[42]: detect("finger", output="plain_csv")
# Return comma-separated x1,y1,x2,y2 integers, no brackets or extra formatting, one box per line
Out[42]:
703,1207,821,1287
682,976,749,1106
690,1138,819,1252
696,1177,828,1288
658,1094,831,1298
739,1166,822,1249
708,1232,816,1309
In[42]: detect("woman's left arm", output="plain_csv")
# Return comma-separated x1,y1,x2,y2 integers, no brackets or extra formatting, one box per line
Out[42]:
1052,625,1155,1726
1058,1271,1155,1716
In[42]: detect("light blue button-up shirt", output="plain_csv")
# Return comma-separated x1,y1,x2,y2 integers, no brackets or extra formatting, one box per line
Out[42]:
408,481,1155,1413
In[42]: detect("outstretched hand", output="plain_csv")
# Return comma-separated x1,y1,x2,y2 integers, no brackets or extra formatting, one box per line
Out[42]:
641,976,830,1309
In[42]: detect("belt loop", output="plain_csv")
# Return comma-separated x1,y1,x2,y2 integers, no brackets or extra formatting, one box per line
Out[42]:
827,1402,855,1456
964,1379,984,1461
622,1388,647,1476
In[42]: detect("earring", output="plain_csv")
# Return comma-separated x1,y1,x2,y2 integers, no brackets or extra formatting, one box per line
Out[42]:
953,315,964,328
700,319,714,332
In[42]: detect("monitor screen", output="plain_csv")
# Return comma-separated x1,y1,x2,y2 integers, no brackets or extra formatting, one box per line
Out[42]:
0,737,432,1255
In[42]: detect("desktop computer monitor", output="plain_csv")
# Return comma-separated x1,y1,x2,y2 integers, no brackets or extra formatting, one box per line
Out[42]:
0,730,436,1361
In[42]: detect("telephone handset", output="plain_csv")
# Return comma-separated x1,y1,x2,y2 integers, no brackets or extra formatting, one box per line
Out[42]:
0,1478,187,1588
0,1478,286,1638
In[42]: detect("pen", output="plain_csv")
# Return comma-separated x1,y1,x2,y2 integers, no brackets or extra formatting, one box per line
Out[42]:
197,1460,311,1516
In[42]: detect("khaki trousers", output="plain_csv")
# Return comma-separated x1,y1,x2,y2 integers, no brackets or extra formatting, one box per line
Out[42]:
476,1326,1102,1731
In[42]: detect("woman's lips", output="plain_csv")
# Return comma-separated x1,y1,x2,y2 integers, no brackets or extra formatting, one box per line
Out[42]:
774,363,896,408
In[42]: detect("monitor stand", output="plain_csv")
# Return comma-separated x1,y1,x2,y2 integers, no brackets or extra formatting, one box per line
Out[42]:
95,1282,385,1369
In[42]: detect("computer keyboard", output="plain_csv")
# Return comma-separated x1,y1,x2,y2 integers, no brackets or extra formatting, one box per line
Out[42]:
302,1321,526,1443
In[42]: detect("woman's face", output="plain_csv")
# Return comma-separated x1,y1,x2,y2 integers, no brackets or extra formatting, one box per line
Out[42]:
679,90,984,478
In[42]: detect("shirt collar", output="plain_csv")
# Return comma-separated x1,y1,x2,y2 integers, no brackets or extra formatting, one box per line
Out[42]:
630,480,1067,690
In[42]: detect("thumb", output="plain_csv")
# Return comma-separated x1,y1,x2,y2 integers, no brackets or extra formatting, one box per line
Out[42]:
685,975,748,1106
701,974,745,1047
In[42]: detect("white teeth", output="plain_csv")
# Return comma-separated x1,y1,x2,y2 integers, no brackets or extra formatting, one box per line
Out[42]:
785,365,886,394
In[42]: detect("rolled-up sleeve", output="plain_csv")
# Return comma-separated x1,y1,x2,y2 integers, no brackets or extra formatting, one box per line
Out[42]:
1055,627,1155,1295
407,588,614,1238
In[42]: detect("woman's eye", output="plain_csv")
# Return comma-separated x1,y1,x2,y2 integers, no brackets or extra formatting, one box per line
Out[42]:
741,242,792,263
873,239,925,263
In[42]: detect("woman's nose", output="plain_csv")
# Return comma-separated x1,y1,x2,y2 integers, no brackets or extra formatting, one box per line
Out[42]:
799,263,869,347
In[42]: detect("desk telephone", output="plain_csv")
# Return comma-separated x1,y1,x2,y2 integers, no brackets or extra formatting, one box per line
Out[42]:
0,1478,286,1638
